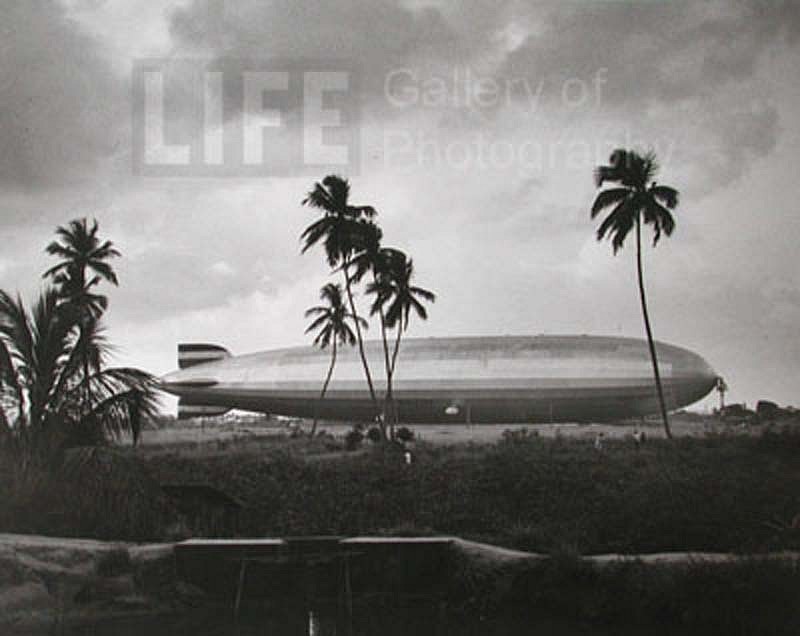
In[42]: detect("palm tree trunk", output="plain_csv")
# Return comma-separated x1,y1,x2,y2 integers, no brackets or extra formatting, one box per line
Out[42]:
636,216,672,439
83,340,91,416
374,274,393,440
314,342,336,436
390,321,402,377
389,323,403,430
378,309,393,439
341,263,378,415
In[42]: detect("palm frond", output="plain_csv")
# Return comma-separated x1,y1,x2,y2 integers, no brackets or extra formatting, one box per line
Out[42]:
643,197,676,246
0,337,24,413
305,312,332,334
44,243,76,259
611,213,635,254
409,285,436,303
302,182,337,213
596,191,643,254
349,205,377,219
651,185,679,209
0,290,35,371
91,240,121,261
594,149,629,186
300,217,335,254
89,386,159,445
88,260,119,286
322,175,350,211
642,151,659,183
590,188,630,219
304,305,328,318
312,325,333,348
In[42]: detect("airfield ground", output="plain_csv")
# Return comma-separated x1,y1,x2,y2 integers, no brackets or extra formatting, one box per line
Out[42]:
134,411,754,457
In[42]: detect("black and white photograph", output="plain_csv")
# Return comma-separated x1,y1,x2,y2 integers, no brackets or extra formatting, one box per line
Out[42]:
1,0,799,634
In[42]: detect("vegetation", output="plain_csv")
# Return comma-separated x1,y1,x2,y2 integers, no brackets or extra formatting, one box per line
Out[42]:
301,176,381,415
366,249,435,434
300,175,435,438
304,283,366,435
591,149,679,438
17,426,783,551
506,554,800,635
0,219,158,464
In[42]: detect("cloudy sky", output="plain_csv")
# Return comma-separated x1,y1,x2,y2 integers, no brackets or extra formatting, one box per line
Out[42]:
2,0,799,412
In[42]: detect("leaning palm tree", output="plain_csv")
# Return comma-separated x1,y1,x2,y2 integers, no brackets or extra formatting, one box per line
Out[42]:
591,149,678,438
301,176,381,416
367,252,435,433
0,288,158,455
304,283,367,436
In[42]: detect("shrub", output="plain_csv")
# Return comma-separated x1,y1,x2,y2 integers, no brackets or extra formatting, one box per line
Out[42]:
366,427,383,443
395,426,415,442
501,427,538,444
345,429,364,451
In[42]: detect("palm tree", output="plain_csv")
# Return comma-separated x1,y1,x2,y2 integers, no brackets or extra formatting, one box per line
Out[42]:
350,231,404,438
367,252,435,433
591,149,678,438
0,288,158,455
43,218,120,296
301,175,381,417
43,219,121,409
304,283,367,435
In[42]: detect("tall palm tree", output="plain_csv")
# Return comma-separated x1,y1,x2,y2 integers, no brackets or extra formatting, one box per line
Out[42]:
301,175,381,417
591,149,678,438
304,283,367,435
367,252,435,433
43,219,121,409
350,231,404,438
0,288,158,453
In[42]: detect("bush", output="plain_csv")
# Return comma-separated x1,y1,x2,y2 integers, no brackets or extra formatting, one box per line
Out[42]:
501,427,538,444
345,428,364,451
395,426,415,442
366,427,383,443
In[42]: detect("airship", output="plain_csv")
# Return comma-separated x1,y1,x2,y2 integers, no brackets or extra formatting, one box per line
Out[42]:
161,335,718,423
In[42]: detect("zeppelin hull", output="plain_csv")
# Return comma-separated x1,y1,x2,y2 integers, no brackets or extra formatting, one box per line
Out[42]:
162,336,718,423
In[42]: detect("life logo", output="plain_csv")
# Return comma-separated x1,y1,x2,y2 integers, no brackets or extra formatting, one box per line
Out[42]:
132,59,360,176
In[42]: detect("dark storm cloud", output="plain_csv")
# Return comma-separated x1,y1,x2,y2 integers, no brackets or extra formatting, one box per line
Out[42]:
500,0,800,106
0,0,126,190
493,0,795,197
168,0,484,98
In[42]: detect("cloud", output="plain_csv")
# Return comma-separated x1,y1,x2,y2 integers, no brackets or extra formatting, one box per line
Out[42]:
500,0,800,107
0,0,127,190
168,0,482,96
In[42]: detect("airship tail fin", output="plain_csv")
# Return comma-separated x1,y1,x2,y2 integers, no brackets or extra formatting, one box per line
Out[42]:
178,343,231,369
178,399,231,420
